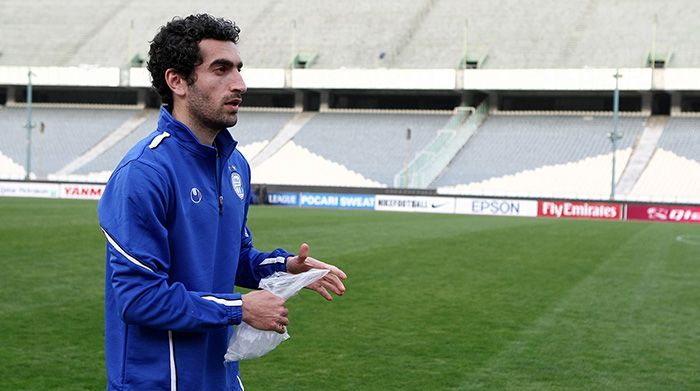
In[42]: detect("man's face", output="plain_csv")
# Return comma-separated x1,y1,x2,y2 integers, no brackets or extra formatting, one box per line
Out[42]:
186,39,246,131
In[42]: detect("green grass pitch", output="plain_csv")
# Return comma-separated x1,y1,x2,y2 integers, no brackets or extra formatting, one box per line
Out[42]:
1,197,699,390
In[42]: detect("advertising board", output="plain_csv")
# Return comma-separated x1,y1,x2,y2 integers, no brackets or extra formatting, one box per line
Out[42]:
374,195,455,214
538,200,622,220
627,204,700,224
455,198,538,217
0,181,60,199
299,193,375,209
266,192,300,207
59,183,105,200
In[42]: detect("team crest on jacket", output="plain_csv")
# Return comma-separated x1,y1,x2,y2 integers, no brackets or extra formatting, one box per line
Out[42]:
230,173,244,200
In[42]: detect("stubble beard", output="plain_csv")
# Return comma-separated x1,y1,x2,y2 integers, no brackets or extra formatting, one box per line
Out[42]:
188,85,238,136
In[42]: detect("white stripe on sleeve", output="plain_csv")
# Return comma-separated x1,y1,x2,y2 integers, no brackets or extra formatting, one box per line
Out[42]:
101,228,155,273
259,256,286,266
201,296,243,307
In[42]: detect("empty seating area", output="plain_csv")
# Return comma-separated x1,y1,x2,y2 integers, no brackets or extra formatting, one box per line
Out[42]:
629,117,700,203
64,110,294,181
397,0,582,68
229,111,296,161
252,112,449,187
0,108,449,187
69,109,160,181
0,106,138,179
0,0,431,69
434,115,646,198
0,105,698,203
236,0,432,69
654,117,700,163
1,0,698,68
403,0,700,68
0,0,128,66
0,108,295,181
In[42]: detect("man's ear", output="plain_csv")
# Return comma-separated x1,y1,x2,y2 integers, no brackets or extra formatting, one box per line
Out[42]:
164,69,187,99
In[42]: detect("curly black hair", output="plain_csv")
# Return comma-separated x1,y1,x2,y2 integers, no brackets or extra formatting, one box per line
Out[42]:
147,14,241,106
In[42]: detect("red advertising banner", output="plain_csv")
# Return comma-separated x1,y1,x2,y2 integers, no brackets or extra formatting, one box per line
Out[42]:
538,200,622,220
627,204,700,224
60,183,105,200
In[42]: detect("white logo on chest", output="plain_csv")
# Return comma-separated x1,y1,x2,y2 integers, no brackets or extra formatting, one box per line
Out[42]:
231,172,244,200
190,187,202,204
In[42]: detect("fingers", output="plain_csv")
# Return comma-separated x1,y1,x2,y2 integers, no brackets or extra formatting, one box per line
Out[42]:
291,243,348,300
242,290,290,333
314,285,333,301
323,273,346,296
297,243,309,262
310,273,345,296
327,264,348,280
304,257,348,280
268,315,288,334
307,274,345,301
268,310,288,334
292,243,348,281
275,313,288,334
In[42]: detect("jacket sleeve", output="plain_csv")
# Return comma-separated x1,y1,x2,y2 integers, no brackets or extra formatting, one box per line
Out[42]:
98,161,242,332
234,167,292,289
235,224,292,289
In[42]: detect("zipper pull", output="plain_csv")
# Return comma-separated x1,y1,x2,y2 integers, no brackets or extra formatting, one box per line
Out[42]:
219,195,224,215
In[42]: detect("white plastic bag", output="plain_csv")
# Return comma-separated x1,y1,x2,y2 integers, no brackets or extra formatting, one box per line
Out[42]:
224,268,329,362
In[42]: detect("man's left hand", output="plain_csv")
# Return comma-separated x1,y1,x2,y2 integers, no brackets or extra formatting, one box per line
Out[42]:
286,243,347,301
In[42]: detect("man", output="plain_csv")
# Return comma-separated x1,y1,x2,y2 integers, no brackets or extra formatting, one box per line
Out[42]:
97,14,347,391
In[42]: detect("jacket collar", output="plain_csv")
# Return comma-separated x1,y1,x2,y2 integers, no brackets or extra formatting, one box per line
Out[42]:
157,106,238,159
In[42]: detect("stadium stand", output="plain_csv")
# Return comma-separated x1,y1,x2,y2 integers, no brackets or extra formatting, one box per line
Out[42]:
2,108,445,187
2,0,698,68
252,111,450,187
68,1,272,68
0,106,138,179
0,0,430,69
629,117,700,203
55,110,295,182
64,109,160,182
0,0,129,66
0,150,24,179
5,106,693,203
235,0,433,69
396,0,580,68
655,117,700,163
434,114,646,198
230,110,296,162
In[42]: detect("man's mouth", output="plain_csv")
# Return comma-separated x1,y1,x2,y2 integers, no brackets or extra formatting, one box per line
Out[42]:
225,98,242,111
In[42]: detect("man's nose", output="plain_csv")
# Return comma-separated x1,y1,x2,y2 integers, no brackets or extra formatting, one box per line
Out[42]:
231,71,246,94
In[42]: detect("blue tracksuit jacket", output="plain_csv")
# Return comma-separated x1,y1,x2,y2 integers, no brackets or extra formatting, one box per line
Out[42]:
98,106,291,390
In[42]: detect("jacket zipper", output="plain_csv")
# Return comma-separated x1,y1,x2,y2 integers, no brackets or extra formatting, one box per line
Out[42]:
216,152,223,215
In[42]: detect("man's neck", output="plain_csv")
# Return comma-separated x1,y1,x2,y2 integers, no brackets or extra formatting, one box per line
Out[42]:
171,105,218,146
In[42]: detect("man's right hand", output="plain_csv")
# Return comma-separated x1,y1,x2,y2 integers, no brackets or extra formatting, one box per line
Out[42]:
242,290,288,334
